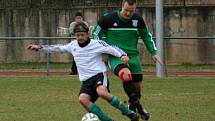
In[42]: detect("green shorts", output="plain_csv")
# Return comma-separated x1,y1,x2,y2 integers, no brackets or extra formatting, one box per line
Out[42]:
108,54,142,74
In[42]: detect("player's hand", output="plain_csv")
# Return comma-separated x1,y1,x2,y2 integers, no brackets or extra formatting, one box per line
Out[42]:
120,55,129,63
152,55,163,65
27,44,41,51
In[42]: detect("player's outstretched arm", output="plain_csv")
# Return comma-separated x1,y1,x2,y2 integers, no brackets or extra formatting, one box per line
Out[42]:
27,44,42,51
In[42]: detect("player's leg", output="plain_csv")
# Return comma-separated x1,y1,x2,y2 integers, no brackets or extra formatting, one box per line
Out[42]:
79,93,113,121
136,40,144,99
114,64,141,111
127,75,141,112
79,77,113,121
96,86,129,113
109,56,138,99
78,93,93,109
109,57,140,111
130,74,150,120
96,85,139,121
129,55,150,120
95,72,139,121
128,55,143,99
92,72,132,115
109,56,148,120
136,41,144,98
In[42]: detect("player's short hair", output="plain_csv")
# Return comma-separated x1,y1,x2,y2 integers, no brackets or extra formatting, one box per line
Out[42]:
75,11,83,17
122,0,137,5
73,22,89,33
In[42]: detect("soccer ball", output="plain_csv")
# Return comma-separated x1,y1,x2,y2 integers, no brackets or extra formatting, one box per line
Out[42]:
81,112,100,121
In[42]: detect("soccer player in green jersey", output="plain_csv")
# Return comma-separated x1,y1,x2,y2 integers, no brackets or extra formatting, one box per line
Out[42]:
93,0,162,120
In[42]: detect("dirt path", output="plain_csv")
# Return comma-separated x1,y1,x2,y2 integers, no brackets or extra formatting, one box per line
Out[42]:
143,72,215,77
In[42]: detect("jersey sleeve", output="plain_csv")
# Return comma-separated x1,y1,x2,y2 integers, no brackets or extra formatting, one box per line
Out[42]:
40,43,72,53
95,40,127,57
92,15,108,40
138,17,157,55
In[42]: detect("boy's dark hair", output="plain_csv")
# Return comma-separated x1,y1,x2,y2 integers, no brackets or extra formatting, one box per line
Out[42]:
122,0,137,5
75,11,83,17
73,22,89,33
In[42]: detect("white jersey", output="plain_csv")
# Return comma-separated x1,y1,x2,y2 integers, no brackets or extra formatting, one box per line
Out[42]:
41,39,126,81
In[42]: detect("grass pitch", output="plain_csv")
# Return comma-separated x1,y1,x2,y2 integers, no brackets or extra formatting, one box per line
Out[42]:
0,76,214,121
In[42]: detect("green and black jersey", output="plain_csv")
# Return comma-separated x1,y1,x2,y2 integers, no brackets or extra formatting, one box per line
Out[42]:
93,10,157,56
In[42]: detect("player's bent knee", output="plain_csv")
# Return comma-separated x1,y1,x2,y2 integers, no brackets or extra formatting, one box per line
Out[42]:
79,94,91,106
119,71,132,82
78,95,85,104
97,91,106,98
96,86,108,98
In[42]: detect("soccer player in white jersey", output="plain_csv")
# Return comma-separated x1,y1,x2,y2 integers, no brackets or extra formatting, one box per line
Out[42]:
27,22,139,121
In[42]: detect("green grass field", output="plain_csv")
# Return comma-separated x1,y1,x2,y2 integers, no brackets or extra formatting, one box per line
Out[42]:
0,76,214,121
